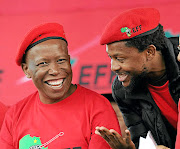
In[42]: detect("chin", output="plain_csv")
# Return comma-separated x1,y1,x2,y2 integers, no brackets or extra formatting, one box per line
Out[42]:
123,74,148,94
122,80,131,87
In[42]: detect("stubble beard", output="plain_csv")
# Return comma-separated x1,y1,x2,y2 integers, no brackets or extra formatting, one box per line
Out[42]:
122,69,148,94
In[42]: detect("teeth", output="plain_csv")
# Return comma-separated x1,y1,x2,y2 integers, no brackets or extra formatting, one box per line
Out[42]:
119,73,127,77
47,79,63,86
118,73,128,82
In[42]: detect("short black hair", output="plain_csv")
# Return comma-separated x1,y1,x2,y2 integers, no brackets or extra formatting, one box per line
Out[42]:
21,52,27,64
125,24,167,52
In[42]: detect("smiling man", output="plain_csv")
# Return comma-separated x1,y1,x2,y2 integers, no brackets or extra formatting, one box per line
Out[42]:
95,8,180,149
0,23,121,149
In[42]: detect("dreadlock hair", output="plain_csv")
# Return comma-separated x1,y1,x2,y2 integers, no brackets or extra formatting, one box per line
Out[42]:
125,24,167,52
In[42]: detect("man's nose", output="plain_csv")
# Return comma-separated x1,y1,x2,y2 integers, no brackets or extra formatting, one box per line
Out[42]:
111,59,121,72
48,63,59,75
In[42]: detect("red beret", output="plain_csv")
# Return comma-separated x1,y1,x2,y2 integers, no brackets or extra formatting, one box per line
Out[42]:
16,23,67,66
100,8,160,45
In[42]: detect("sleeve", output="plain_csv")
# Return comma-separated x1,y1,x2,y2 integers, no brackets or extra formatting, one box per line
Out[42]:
88,94,121,149
0,101,9,129
0,107,15,149
112,76,148,148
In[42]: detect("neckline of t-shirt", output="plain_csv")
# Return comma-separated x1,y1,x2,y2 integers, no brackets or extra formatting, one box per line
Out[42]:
36,84,81,109
148,80,169,92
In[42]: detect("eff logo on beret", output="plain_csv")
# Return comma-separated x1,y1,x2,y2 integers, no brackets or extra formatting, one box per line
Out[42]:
100,7,160,45
121,25,142,37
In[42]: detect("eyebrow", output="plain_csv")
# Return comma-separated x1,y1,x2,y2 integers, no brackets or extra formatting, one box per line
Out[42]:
35,58,48,63
108,53,124,57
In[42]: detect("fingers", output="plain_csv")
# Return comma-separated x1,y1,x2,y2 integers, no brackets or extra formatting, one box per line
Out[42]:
177,52,180,62
95,126,121,148
95,127,136,149
95,126,112,142
109,129,123,143
125,129,131,144
95,126,121,140
156,145,170,149
95,126,117,141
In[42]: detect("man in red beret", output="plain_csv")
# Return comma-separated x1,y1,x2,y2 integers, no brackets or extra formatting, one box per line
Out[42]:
95,8,180,149
0,23,121,149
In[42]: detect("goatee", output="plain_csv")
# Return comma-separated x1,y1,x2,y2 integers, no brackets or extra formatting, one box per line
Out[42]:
122,71,148,94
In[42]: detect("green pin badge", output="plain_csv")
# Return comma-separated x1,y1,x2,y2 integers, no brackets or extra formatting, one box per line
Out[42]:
121,27,131,37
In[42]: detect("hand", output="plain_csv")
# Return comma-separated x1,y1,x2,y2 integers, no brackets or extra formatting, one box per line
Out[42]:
95,126,135,149
177,52,180,62
156,145,170,149
177,36,180,62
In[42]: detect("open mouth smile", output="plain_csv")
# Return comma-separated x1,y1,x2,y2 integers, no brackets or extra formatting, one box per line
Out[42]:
45,79,64,88
117,73,128,82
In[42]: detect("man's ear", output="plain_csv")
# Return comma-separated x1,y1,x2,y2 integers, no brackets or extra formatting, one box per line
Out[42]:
146,45,156,61
21,63,31,78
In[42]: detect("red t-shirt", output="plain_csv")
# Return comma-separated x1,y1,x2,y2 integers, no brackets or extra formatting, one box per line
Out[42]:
0,102,8,130
0,85,121,149
148,81,178,129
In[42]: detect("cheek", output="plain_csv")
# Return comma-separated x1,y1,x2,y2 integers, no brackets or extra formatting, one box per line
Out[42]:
30,69,46,82
123,59,145,74
132,56,146,68
28,63,38,77
131,62,147,75
63,64,72,74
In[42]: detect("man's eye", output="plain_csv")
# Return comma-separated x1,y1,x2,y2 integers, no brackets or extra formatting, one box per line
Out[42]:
117,58,125,63
57,59,66,63
36,62,47,66
108,55,112,59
